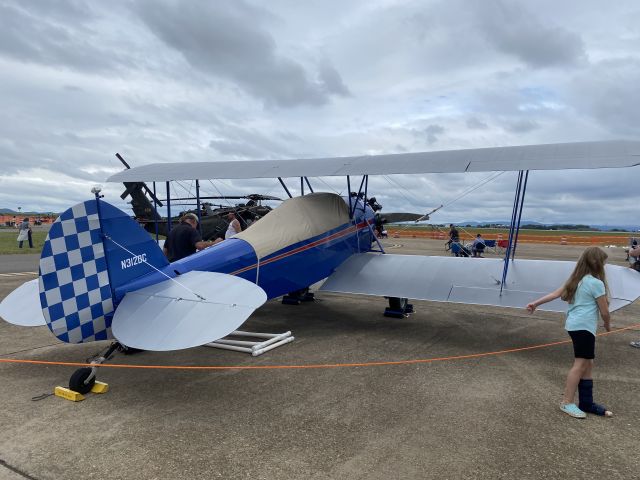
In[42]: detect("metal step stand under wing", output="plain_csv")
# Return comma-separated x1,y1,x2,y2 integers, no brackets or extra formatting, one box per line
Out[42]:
205,330,295,356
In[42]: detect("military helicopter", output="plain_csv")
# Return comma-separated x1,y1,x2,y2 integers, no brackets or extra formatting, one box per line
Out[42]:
117,154,282,240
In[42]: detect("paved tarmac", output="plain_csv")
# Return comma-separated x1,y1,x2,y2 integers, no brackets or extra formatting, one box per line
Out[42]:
1,240,639,479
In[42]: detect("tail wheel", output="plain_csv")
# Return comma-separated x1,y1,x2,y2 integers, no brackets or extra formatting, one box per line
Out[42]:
69,367,95,394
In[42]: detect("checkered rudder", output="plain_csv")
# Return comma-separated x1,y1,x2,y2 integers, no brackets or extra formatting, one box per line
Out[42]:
39,200,114,343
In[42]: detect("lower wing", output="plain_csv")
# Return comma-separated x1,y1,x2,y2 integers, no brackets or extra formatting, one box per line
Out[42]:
320,254,640,313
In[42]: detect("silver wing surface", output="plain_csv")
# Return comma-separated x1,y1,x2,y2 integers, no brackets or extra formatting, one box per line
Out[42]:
320,254,640,313
112,271,267,351
0,279,47,326
107,141,640,182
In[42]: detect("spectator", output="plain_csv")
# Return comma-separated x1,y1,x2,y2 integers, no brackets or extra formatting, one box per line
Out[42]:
472,234,486,257
17,218,33,248
526,247,613,419
447,223,459,248
628,245,640,271
163,213,215,262
225,211,241,239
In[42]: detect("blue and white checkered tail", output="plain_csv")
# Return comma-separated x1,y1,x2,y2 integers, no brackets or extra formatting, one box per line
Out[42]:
39,199,168,344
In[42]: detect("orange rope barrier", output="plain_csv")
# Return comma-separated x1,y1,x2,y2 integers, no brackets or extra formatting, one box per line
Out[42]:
1,323,638,371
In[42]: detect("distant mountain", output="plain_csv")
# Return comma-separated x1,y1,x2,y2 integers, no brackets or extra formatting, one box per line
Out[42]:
457,220,544,227
590,224,640,232
454,220,639,232
0,208,53,215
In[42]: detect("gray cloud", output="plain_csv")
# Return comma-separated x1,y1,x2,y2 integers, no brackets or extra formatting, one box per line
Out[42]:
423,125,445,144
134,0,349,107
473,0,587,68
505,119,539,133
466,117,489,130
565,58,640,136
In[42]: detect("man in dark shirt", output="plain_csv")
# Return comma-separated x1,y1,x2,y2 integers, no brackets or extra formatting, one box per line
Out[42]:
163,213,215,262
448,224,459,245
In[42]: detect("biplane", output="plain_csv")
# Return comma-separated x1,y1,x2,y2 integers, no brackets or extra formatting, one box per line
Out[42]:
2,140,640,392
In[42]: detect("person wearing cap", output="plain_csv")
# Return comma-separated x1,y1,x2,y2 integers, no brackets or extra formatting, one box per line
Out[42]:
163,213,215,262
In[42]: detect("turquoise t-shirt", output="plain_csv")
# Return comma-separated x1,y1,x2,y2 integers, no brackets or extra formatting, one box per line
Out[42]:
565,274,606,336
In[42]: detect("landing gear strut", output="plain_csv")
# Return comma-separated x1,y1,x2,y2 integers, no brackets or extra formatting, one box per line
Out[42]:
384,297,414,318
282,287,315,305
69,341,123,394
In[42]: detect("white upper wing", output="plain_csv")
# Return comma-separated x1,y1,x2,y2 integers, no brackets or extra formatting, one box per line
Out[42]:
320,254,640,313
107,141,640,182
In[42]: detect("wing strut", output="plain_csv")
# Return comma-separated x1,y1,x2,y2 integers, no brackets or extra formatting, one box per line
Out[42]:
304,177,314,193
166,181,172,233
278,177,293,198
500,170,530,294
196,179,202,235
152,181,160,243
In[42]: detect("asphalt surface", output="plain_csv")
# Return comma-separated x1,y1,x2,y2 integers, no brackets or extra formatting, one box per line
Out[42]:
1,240,639,479
0,255,39,274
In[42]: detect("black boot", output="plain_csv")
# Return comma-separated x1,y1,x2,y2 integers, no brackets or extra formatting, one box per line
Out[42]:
578,379,608,416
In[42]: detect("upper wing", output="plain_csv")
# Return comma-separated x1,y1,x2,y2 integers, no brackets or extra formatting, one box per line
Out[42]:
320,253,640,313
107,141,640,182
112,271,267,351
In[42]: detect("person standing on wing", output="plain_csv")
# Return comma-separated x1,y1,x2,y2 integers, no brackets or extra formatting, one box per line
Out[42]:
526,246,613,419
225,211,241,239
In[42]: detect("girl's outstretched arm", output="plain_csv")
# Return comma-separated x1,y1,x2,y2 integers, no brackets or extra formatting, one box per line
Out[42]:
526,286,564,313
596,295,611,332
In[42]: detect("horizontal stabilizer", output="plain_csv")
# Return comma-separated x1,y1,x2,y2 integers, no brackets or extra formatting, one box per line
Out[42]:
0,279,46,326
112,271,267,351
320,254,640,312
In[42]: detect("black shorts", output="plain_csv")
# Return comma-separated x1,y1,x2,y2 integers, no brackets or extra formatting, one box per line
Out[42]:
568,330,595,359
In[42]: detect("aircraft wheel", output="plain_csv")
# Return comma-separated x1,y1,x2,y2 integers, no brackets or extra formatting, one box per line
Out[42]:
69,367,95,394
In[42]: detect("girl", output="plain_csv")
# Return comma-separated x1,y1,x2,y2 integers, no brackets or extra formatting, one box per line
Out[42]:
526,246,613,419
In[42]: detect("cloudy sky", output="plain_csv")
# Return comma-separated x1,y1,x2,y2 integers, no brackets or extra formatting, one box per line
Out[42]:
1,0,639,226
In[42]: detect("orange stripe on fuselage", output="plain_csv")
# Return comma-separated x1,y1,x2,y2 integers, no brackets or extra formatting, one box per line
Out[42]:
229,220,371,276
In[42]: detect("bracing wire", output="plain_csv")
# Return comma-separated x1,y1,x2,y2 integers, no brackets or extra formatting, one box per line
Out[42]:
104,235,206,301
207,180,234,208
440,171,506,209
315,177,341,195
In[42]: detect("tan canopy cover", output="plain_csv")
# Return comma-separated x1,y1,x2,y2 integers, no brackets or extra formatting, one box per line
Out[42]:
235,192,350,260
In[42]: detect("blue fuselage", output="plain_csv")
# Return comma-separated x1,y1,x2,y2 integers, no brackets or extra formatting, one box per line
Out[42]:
117,197,376,302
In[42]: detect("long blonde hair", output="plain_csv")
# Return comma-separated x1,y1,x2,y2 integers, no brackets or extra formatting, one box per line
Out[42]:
561,246,608,303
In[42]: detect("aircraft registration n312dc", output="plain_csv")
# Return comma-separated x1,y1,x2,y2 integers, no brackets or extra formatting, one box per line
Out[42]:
1,140,640,391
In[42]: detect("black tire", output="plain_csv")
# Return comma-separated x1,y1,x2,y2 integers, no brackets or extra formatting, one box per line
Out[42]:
69,367,95,394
